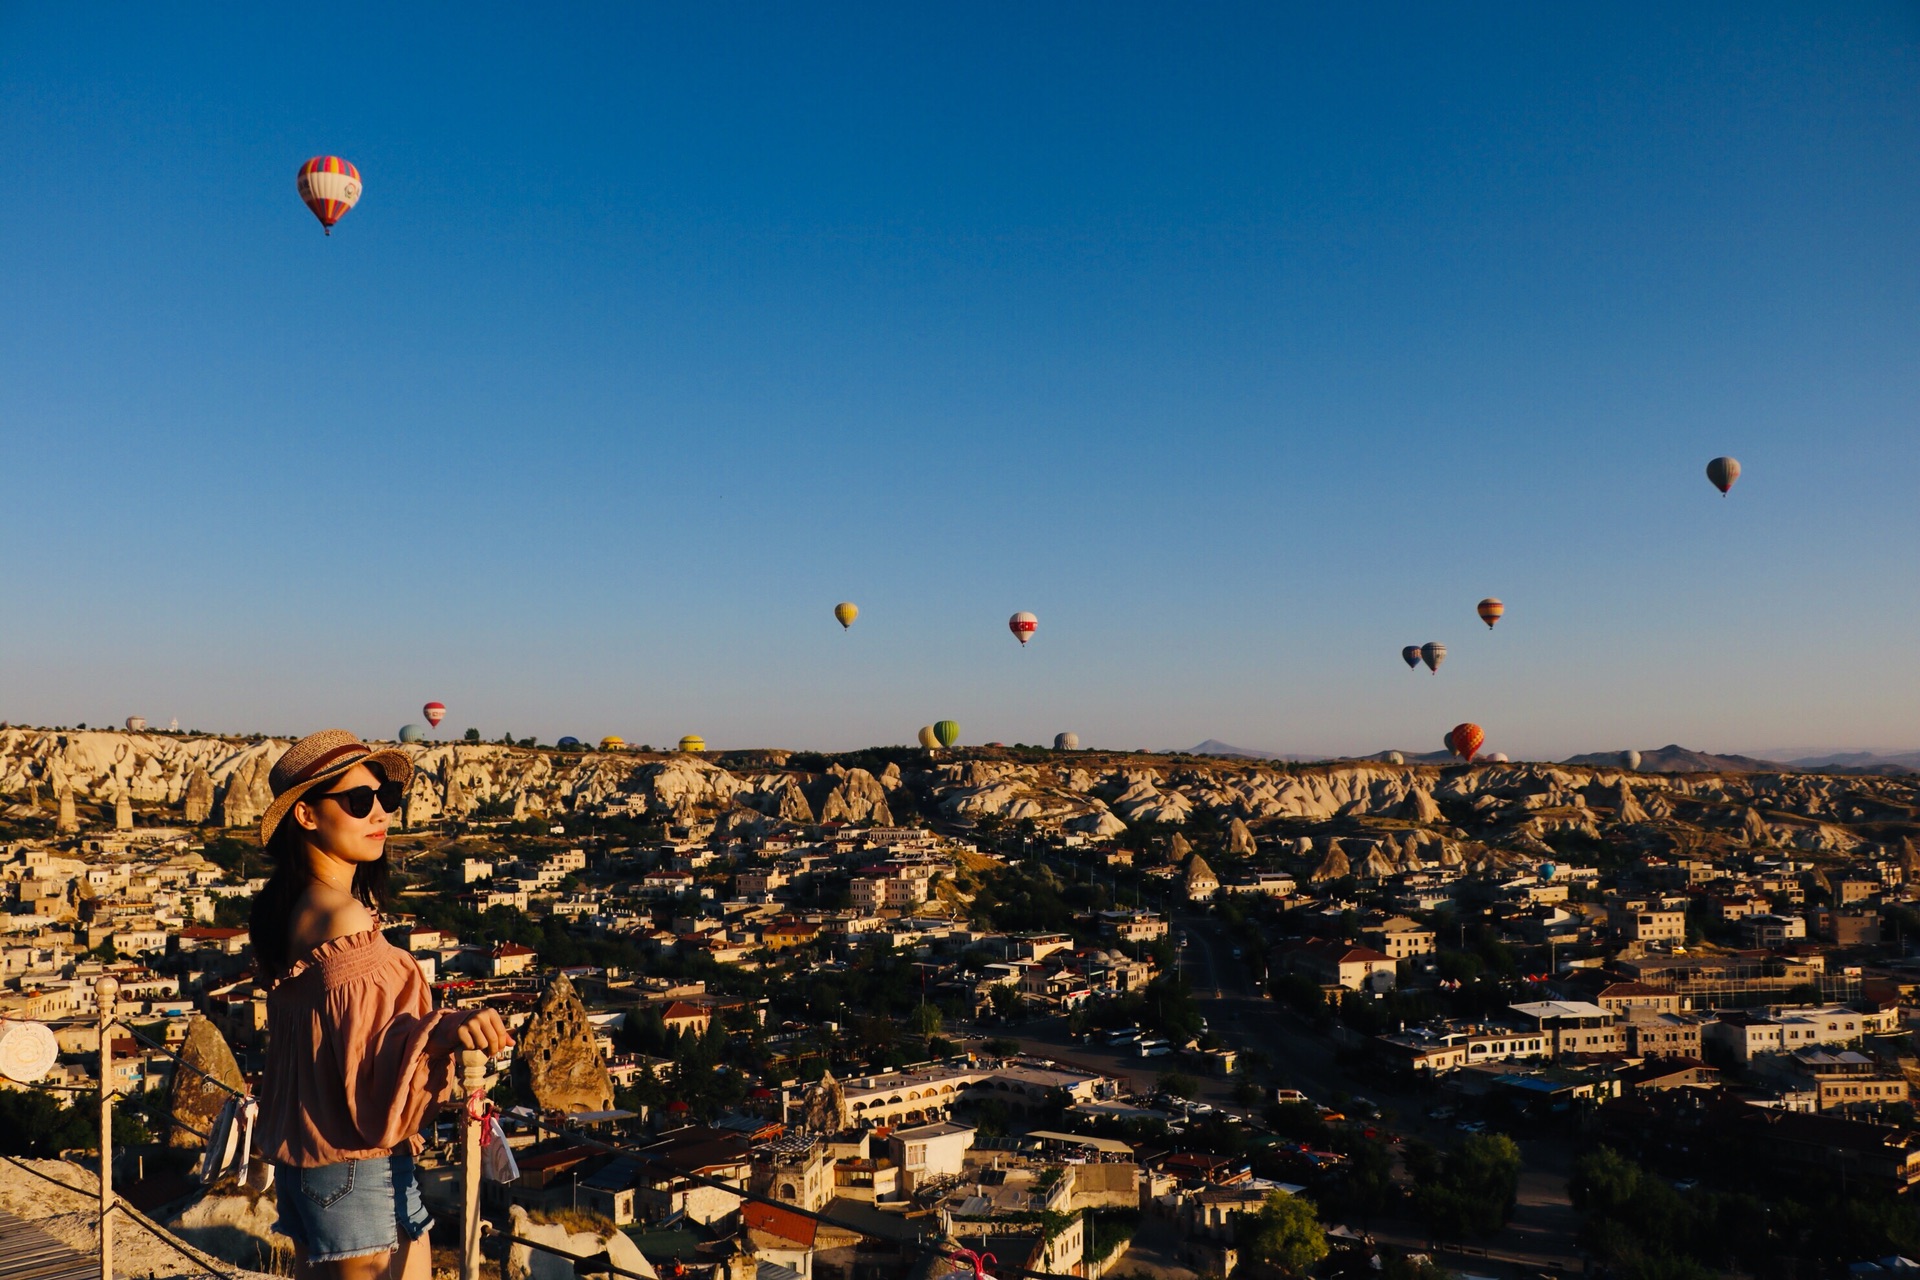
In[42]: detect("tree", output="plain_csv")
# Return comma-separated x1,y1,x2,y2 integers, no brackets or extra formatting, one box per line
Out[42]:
1416,1133,1522,1237
909,1003,944,1038
463,728,481,742
1237,1191,1328,1275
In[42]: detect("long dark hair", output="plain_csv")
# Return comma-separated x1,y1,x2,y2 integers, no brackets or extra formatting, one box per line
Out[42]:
250,768,392,981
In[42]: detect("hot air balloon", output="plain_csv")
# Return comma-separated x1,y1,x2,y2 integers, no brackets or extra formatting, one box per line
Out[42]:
1421,642,1446,673
679,735,706,753
1539,862,1558,881
399,724,425,744
556,736,581,750
934,720,960,748
297,156,362,235
423,702,446,728
918,726,940,750
1386,751,1405,765
1402,646,1422,670
1477,598,1504,629
600,736,626,751
1707,456,1740,495
1489,752,1510,763
1621,749,1642,771
125,716,147,733
1450,723,1485,763
1443,729,1457,755
1054,732,1079,750
834,602,858,630
1008,612,1038,645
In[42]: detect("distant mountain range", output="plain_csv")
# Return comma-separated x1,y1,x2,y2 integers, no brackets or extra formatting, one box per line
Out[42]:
1561,744,1789,773
1782,750,1920,774
1182,739,1289,760
1182,739,1918,774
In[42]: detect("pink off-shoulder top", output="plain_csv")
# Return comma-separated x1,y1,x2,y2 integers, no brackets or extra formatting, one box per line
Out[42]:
256,929,454,1167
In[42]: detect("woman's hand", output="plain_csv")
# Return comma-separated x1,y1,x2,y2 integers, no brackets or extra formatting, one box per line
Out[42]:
431,1008,514,1058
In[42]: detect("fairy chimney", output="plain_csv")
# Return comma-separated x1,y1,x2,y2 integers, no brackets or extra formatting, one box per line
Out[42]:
514,975,614,1113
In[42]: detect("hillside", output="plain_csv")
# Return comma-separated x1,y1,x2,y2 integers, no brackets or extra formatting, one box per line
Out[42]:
6,727,1918,886
1561,744,1790,773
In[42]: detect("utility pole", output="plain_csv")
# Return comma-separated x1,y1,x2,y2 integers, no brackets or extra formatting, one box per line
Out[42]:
97,975,119,1280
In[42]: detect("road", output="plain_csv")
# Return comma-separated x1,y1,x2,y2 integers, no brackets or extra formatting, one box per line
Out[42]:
1000,907,1583,1277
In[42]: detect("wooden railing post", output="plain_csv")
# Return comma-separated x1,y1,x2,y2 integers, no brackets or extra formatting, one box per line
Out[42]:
96,975,119,1280
460,1049,489,1280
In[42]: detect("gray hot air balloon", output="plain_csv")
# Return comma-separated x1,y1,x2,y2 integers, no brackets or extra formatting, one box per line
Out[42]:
1401,645,1422,670
1421,641,1446,673
1386,751,1405,765
1054,732,1079,750
1707,456,1740,495
1621,749,1642,771
399,724,425,744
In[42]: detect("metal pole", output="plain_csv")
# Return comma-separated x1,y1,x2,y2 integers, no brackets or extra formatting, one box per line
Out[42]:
460,1049,489,1280
97,975,119,1280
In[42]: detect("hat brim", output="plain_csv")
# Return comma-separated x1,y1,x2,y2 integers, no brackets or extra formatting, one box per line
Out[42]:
258,748,415,847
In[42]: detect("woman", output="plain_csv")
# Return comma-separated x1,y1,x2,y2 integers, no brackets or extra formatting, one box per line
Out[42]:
251,730,513,1280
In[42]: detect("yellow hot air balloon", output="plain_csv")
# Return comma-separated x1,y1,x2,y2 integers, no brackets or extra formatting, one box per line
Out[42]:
600,736,626,751
834,602,858,629
679,735,706,753
918,725,940,749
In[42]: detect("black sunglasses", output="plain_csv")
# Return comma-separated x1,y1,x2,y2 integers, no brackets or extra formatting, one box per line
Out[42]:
315,779,404,819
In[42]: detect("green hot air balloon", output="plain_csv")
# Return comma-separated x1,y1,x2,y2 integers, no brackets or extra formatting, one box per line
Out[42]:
933,720,960,748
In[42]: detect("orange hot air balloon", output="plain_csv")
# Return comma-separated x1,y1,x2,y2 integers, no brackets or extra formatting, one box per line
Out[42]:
423,702,446,728
1477,598,1504,629
297,156,362,234
1450,723,1485,763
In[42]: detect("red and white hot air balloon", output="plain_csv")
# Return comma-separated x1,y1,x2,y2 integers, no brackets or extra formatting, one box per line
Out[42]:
297,156,362,235
1008,612,1038,645
423,702,446,728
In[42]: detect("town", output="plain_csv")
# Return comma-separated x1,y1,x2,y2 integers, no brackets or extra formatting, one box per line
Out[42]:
5,726,1920,1280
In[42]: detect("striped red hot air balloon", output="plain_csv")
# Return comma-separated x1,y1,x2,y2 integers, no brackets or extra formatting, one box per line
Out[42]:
1450,723,1485,763
1477,598,1504,629
1009,612,1038,645
423,701,446,728
297,156,362,234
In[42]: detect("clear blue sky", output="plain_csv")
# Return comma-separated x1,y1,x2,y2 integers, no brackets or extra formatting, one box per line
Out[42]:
3,4,1918,759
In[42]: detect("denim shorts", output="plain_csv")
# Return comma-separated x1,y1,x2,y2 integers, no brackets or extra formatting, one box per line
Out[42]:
274,1153,434,1263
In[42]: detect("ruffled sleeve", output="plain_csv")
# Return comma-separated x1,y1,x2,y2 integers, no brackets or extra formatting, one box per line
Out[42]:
323,946,451,1151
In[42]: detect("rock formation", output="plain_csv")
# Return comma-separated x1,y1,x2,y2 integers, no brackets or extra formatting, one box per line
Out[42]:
1227,817,1256,856
114,789,132,831
1310,848,1351,882
1184,854,1217,898
1401,788,1442,824
514,975,614,1114
799,1069,849,1133
219,753,273,828
182,768,215,823
508,1205,657,1280
167,1016,246,1150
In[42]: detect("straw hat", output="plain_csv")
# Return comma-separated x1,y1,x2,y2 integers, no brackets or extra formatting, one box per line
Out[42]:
258,729,415,847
